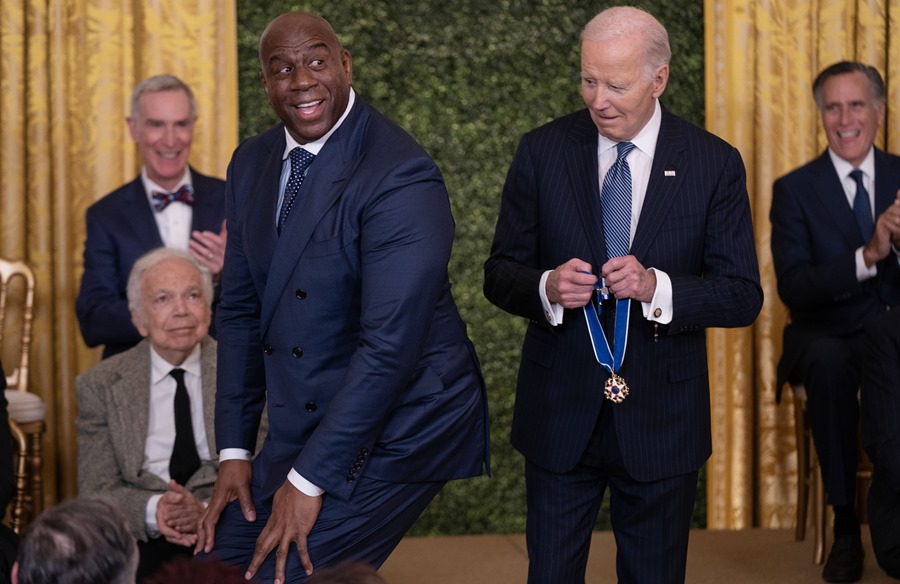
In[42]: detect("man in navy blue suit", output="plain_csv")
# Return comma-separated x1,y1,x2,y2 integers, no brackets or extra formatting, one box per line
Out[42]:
196,12,489,583
76,74,227,358
484,6,762,583
771,62,900,583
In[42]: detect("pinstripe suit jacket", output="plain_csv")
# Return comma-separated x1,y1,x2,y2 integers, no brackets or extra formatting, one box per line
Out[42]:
484,106,762,481
76,337,219,541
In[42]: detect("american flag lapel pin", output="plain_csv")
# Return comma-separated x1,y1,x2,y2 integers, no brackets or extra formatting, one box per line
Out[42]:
664,170,676,177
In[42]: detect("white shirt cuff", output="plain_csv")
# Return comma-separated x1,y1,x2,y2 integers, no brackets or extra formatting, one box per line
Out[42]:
539,270,565,326
145,493,163,537
288,469,325,497
856,247,878,280
219,448,253,462
642,268,673,324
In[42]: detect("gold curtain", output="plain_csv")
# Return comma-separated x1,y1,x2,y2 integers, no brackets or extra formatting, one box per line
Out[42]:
0,0,238,507
705,0,900,529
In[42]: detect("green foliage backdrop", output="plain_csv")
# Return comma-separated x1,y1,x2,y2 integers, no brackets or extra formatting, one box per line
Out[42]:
236,0,705,535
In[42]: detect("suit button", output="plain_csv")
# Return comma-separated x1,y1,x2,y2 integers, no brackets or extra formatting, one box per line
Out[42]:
295,288,307,299
263,344,273,355
292,347,303,358
305,402,317,412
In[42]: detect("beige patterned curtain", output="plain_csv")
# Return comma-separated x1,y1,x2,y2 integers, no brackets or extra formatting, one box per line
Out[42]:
0,0,238,506
706,0,900,529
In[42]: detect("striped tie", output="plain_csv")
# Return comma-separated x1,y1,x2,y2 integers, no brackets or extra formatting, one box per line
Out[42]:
601,141,636,259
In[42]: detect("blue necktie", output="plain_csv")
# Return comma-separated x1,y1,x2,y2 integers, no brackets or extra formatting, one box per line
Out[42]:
602,141,636,259
849,169,874,242
277,147,316,235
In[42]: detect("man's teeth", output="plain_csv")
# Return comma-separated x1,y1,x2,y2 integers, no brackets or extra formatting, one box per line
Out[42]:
297,101,322,109
838,129,860,138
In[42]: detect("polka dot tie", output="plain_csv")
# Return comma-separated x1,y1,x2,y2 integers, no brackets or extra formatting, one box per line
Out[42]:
277,147,316,235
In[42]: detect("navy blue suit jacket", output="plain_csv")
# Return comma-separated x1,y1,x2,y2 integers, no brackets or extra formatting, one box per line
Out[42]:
484,107,762,481
215,96,489,503
76,169,225,358
771,150,900,398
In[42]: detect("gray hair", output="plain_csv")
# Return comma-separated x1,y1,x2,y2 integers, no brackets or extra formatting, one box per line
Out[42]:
812,61,885,110
126,247,213,322
581,6,671,80
16,496,138,584
130,74,197,119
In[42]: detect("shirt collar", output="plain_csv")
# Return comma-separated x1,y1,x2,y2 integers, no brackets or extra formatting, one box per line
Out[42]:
828,146,875,180
282,88,357,160
598,100,662,159
141,167,192,200
149,342,203,384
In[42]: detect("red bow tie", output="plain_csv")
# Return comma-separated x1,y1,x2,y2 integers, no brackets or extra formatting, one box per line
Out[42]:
151,184,195,212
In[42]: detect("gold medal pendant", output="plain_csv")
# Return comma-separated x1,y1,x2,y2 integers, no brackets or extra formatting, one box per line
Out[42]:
604,374,629,403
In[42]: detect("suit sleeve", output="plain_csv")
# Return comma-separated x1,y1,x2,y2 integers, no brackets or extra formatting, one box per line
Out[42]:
75,206,143,348
667,145,762,330
75,370,155,541
770,176,861,310
214,153,267,454
483,135,553,323
296,156,458,498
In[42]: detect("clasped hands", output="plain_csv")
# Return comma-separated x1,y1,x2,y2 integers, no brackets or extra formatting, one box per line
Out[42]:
156,480,206,547
546,256,656,308
196,459,322,584
863,193,900,267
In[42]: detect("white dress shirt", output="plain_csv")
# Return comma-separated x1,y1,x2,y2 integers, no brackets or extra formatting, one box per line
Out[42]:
142,167,193,250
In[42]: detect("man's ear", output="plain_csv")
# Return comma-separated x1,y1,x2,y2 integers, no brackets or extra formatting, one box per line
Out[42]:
131,308,148,338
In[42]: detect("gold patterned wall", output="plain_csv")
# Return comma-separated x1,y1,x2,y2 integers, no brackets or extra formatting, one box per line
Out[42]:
0,0,237,505
706,0,900,529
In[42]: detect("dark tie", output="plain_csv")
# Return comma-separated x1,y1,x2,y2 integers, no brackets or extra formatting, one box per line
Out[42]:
277,147,316,235
849,169,875,242
602,141,636,259
169,368,201,486
151,184,195,212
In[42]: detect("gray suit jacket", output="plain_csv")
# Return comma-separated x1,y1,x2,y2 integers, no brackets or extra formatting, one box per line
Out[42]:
76,337,219,541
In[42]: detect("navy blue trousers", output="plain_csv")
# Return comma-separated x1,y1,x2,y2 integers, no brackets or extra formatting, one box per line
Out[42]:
203,476,444,583
525,403,698,584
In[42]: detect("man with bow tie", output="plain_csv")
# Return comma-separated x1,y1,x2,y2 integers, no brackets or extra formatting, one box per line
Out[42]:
76,74,227,359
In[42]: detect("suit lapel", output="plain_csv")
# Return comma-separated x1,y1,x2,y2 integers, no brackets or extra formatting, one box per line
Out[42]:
874,148,899,216
244,132,285,285
108,341,152,479
630,109,688,261
258,103,369,336
566,112,605,267
200,338,217,455
812,152,863,247
124,180,164,248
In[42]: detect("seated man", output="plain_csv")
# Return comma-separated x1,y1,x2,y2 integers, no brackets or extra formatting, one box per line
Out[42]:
861,309,900,580
76,247,218,581
76,74,226,358
12,495,138,584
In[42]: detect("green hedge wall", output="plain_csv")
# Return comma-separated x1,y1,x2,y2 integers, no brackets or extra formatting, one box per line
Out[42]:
236,0,705,535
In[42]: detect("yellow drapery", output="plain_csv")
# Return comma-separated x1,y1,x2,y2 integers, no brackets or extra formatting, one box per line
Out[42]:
0,0,238,506
705,0,900,529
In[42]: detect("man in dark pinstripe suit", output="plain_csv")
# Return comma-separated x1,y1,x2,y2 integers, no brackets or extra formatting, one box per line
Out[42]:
484,6,762,583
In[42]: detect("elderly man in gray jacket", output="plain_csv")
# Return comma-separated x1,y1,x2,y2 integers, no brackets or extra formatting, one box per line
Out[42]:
77,247,218,581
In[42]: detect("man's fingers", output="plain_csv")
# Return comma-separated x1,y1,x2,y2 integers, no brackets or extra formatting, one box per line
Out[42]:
238,485,257,522
297,537,314,576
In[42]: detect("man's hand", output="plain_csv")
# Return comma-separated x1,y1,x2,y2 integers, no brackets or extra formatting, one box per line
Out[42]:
157,481,205,546
546,258,598,308
601,255,657,303
245,481,322,584
864,197,900,267
195,459,255,555
190,219,228,278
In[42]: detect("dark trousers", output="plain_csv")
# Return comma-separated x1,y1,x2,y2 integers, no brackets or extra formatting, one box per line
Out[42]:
525,403,698,584
204,477,444,583
868,470,900,579
137,537,193,582
800,333,865,507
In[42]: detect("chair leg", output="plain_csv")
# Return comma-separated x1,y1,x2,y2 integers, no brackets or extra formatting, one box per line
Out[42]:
26,425,43,518
794,398,809,541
